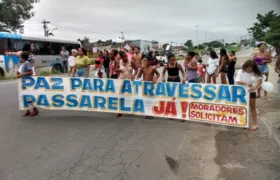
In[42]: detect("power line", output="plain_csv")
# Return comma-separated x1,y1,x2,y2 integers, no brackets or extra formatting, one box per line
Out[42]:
50,23,111,38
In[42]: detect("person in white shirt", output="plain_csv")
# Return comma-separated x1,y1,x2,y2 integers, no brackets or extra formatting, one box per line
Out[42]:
68,49,77,76
235,60,263,131
206,51,220,84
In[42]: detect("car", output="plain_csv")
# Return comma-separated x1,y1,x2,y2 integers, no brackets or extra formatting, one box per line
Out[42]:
155,51,167,66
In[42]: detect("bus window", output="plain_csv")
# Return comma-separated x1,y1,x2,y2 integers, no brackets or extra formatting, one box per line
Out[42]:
0,39,8,55
34,41,51,55
8,39,30,52
50,42,63,55
74,44,81,50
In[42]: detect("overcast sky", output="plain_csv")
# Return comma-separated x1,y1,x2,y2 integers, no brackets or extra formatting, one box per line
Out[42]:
23,0,280,45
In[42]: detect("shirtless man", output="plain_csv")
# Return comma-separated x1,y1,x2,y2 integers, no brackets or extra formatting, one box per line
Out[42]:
132,46,143,68
137,57,160,119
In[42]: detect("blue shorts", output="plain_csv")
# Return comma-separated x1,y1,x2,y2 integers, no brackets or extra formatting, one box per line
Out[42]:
258,64,269,73
75,67,87,77
188,79,198,83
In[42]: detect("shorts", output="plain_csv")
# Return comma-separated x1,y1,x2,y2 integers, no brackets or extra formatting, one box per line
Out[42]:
167,76,181,82
250,92,257,99
111,74,118,79
75,67,87,77
258,64,269,74
188,79,198,83
207,72,216,76
136,68,142,81
221,66,228,73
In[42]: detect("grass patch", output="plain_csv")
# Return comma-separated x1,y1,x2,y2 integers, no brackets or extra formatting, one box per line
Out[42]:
0,76,17,81
38,70,61,76
226,46,241,52
177,57,185,61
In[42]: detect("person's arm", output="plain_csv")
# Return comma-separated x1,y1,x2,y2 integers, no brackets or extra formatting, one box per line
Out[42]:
131,61,138,80
86,64,90,78
139,53,143,60
99,58,104,72
275,56,280,73
249,79,262,93
229,56,237,62
184,59,188,67
178,64,186,83
162,66,167,82
187,59,198,70
153,68,160,84
137,67,143,79
71,66,76,77
85,57,91,78
263,53,272,63
216,57,224,75
235,70,252,86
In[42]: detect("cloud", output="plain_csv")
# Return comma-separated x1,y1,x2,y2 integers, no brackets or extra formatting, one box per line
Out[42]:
23,0,280,44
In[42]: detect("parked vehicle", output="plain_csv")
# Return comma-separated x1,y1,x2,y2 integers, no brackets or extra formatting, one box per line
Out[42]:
155,51,167,66
0,32,81,77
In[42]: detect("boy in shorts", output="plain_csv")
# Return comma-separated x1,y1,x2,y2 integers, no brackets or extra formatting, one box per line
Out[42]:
17,52,39,116
137,56,160,119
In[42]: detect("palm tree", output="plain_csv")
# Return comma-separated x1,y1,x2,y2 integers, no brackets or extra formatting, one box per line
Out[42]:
46,28,57,37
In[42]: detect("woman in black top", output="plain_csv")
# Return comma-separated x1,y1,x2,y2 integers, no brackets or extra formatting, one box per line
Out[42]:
227,51,237,84
103,49,110,78
216,48,229,84
162,54,186,83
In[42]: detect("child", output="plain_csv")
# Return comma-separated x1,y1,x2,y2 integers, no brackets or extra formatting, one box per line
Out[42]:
94,51,105,78
17,52,39,117
137,57,160,83
235,60,263,130
197,59,206,83
137,57,160,119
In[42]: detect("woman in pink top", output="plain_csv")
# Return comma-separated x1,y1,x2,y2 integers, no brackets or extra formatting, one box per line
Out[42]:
116,51,138,80
115,51,138,118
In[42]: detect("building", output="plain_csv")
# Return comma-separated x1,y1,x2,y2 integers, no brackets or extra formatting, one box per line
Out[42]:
130,40,153,54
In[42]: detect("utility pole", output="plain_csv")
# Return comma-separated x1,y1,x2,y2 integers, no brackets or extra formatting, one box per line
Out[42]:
119,31,125,49
195,25,199,45
42,20,50,37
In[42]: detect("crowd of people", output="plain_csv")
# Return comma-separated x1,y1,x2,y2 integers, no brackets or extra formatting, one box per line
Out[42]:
14,42,278,130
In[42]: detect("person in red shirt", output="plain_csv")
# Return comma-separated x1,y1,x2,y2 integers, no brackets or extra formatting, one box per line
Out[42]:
197,59,206,83
95,51,104,78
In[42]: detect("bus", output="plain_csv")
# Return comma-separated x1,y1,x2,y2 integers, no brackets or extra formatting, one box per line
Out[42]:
0,32,81,77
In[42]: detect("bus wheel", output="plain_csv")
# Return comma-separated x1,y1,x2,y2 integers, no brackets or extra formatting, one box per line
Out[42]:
52,64,62,74
0,68,5,78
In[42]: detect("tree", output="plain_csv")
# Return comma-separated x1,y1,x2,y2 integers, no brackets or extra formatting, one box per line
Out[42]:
0,0,39,33
96,40,103,44
198,44,204,50
77,37,90,45
105,39,113,45
229,42,237,46
248,11,280,53
162,43,169,54
210,41,224,48
184,40,193,50
264,15,280,53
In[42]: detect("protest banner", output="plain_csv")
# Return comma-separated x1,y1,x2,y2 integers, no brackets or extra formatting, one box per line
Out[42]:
18,76,250,128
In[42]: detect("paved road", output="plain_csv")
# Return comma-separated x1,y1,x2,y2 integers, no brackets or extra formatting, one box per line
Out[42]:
0,51,280,180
